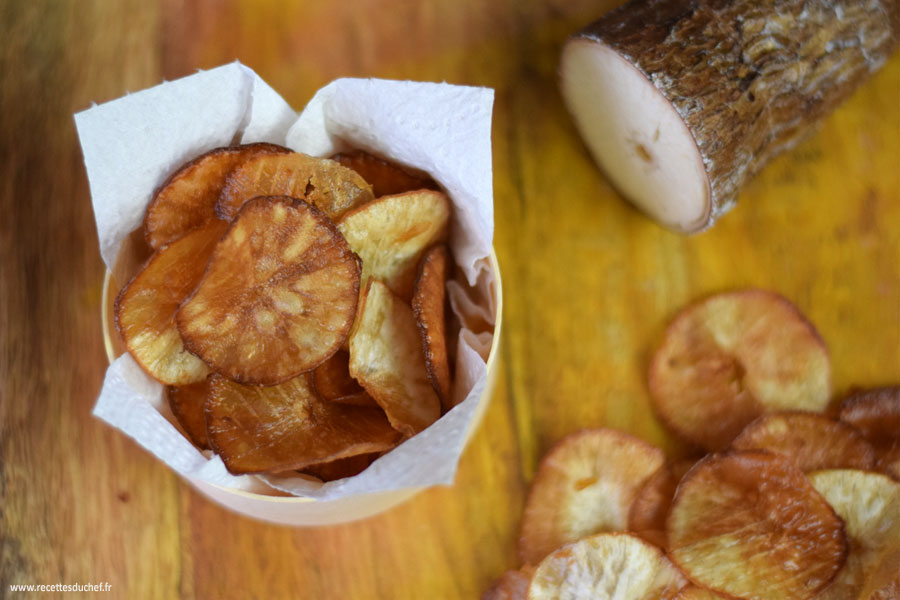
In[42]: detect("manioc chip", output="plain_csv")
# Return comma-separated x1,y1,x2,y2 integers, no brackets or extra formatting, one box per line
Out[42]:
808,469,900,600
666,450,847,600
115,220,228,385
840,387,900,480
731,411,876,472
177,196,361,385
648,289,831,451
482,565,535,600
839,387,900,445
299,452,379,482
311,350,375,407
205,373,399,474
412,245,452,409
216,152,373,221
627,459,696,549
331,150,437,197
348,281,441,435
338,189,450,300
528,533,686,600
167,378,211,449
518,428,665,565
143,143,289,249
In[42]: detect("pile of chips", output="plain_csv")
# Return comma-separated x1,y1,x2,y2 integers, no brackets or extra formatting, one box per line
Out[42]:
486,290,900,599
116,144,458,478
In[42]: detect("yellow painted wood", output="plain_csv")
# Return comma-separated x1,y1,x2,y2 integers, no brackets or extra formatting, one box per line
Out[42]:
2,0,898,597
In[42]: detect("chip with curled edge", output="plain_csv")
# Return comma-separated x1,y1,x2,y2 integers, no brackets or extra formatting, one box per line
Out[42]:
177,196,361,385
349,280,441,436
338,189,450,301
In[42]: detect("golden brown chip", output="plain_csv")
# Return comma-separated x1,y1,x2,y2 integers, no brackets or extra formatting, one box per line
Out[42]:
528,533,686,600
167,378,211,449
649,289,831,451
205,374,400,475
808,470,900,600
667,450,847,599
481,566,535,600
143,143,289,249
627,459,696,549
299,452,380,482
348,281,441,435
839,387,900,445
338,190,450,300
216,152,373,221
115,221,228,385
518,428,666,565
412,245,452,409
840,387,900,480
177,196,361,385
731,411,876,472
331,150,437,197
311,349,376,407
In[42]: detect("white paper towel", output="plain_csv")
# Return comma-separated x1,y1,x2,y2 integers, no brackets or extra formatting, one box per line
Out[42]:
76,62,496,501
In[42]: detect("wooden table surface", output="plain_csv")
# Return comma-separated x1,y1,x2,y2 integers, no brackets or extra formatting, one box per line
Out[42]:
2,1,899,598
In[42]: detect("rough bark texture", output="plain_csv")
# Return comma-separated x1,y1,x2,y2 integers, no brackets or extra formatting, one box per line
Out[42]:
578,0,900,231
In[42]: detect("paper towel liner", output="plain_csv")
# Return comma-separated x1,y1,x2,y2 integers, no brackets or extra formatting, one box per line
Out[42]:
78,62,500,525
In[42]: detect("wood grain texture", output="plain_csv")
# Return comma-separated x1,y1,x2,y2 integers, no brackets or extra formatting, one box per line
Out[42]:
1,1,899,598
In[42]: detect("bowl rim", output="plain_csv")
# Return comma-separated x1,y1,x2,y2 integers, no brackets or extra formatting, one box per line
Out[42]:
101,248,504,503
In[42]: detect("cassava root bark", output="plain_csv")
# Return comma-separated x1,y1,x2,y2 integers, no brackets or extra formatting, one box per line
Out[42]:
560,0,900,232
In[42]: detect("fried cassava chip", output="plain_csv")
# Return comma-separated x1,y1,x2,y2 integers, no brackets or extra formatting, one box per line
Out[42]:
167,377,212,449
115,220,227,384
649,289,831,451
216,152,373,221
412,245,452,409
731,411,876,472
808,469,900,600
528,533,686,600
311,349,375,407
338,189,450,300
840,387,900,480
627,459,696,549
144,143,289,249
205,373,399,474
331,150,437,197
348,281,441,436
177,196,361,385
667,450,846,600
299,452,380,482
518,428,665,565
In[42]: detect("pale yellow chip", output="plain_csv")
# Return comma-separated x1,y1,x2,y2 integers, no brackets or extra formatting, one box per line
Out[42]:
808,469,900,599
518,429,666,565
338,190,450,300
349,280,441,436
528,533,686,600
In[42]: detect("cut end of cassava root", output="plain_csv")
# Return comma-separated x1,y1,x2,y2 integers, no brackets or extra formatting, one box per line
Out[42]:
560,39,710,233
